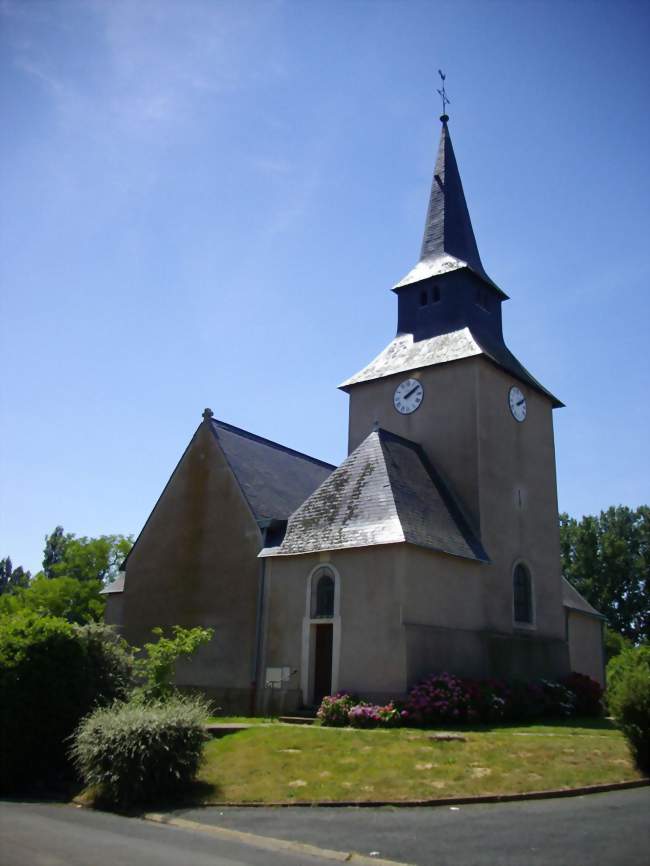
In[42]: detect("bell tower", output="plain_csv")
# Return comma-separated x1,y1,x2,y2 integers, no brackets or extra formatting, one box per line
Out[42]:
340,106,566,642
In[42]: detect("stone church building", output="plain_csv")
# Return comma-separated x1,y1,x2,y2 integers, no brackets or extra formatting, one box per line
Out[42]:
105,113,604,712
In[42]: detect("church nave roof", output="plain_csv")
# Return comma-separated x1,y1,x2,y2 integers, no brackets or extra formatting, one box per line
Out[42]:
210,418,335,523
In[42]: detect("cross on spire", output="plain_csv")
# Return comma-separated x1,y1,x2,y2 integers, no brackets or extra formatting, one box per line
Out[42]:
437,69,450,120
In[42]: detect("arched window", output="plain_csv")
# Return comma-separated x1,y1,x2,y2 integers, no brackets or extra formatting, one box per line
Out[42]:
513,563,533,624
311,570,334,619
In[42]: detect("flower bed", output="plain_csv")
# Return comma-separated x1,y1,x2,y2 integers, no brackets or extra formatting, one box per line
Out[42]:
317,672,603,728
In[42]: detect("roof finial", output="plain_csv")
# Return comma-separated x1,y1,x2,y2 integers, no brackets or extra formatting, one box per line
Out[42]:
437,69,450,122
202,407,214,421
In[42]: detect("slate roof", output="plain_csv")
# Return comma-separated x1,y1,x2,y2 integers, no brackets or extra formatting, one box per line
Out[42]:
210,419,335,523
338,327,563,407
260,428,488,562
395,117,503,296
562,577,605,619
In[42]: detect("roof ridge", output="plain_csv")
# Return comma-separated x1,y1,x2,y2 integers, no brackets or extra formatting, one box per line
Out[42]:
211,418,336,470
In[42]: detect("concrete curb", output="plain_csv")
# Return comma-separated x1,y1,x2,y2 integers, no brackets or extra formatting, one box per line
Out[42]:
143,812,413,866
192,777,650,808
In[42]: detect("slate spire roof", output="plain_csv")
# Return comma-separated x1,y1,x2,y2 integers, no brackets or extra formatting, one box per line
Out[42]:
395,116,500,292
261,428,488,562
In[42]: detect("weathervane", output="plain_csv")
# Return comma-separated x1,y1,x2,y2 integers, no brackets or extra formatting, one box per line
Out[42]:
437,69,450,118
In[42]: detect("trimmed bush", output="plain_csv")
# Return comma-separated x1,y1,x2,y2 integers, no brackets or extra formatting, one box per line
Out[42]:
70,695,209,808
607,647,650,773
0,612,132,792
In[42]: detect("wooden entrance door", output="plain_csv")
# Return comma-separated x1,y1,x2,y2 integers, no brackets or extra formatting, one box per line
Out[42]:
313,624,333,705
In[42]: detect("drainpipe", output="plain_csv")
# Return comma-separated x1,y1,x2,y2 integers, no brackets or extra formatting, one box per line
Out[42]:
250,523,269,716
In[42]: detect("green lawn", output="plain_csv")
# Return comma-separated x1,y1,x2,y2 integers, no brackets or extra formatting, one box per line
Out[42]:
193,718,642,804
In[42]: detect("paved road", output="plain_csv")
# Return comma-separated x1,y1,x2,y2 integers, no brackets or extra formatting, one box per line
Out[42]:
0,801,335,866
1,789,648,865
176,788,650,866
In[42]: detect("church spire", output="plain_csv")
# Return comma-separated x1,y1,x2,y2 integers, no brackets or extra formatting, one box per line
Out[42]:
395,113,498,291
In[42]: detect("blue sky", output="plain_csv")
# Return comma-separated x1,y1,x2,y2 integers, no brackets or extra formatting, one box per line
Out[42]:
1,0,649,574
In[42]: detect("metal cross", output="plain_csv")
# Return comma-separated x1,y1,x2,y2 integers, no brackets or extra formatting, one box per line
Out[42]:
437,69,450,116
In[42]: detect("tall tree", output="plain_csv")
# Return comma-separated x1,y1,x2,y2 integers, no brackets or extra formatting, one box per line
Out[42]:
0,558,31,595
43,526,72,579
42,528,132,584
560,506,649,643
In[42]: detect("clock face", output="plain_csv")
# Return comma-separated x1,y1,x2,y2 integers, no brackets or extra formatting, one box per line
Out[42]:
508,386,527,422
394,378,424,415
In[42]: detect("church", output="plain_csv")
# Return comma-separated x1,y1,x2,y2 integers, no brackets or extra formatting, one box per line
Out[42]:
105,109,604,714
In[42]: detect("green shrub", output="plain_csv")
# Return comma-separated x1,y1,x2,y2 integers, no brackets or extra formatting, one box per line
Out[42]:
70,695,209,808
607,647,650,773
134,625,214,701
0,612,132,792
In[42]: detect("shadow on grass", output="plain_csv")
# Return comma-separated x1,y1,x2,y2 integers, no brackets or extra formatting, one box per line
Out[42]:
404,716,618,734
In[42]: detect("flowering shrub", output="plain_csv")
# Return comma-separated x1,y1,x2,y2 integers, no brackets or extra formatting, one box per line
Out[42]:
561,672,603,717
402,673,471,725
347,701,401,728
538,679,577,717
317,692,355,726
318,670,601,729
348,703,380,728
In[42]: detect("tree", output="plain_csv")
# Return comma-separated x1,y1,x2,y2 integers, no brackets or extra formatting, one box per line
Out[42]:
43,526,71,579
135,626,214,701
0,558,31,596
560,506,649,644
0,530,133,624
0,575,105,624
41,527,132,584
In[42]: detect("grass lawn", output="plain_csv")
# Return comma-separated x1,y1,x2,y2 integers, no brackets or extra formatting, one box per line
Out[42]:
193,718,643,804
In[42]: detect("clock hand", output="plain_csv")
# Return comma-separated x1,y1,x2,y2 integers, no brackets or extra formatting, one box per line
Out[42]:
404,385,419,400
517,399,525,406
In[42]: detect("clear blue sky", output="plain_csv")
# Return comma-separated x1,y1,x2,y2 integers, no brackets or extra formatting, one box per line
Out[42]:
1,0,649,574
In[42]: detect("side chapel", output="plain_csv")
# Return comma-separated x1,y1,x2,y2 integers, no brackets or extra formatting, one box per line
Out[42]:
105,110,604,712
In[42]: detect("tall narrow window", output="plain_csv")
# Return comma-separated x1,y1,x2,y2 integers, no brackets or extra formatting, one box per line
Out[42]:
431,285,441,303
312,571,334,618
513,563,533,624
419,290,428,307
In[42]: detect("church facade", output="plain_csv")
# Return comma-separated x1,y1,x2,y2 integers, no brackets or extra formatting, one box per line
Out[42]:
105,113,604,713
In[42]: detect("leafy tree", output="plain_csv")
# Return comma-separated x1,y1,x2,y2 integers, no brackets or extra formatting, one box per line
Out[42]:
0,529,132,624
0,575,105,624
135,626,214,701
560,506,649,643
0,558,31,595
41,527,132,584
604,626,633,663
43,526,72,579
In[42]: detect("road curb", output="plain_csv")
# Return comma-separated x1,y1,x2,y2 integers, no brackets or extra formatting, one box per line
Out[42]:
143,812,413,866
191,777,650,808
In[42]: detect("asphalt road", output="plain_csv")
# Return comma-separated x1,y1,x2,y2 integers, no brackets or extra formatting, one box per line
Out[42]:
1,788,648,866
0,801,335,866
176,788,650,866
